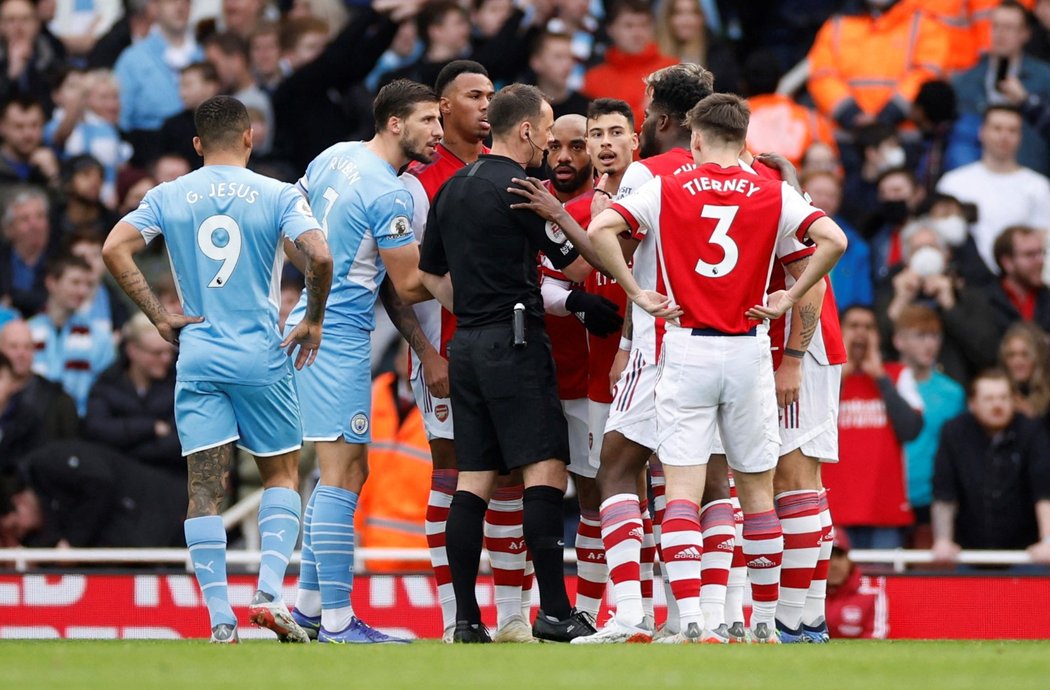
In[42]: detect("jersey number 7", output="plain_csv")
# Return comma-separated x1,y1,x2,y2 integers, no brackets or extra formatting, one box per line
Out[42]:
695,205,739,278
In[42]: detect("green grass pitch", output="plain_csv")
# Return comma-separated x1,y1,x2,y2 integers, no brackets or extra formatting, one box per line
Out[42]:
3,640,1050,690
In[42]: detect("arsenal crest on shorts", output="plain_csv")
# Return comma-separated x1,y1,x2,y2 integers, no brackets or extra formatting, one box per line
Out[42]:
435,404,449,422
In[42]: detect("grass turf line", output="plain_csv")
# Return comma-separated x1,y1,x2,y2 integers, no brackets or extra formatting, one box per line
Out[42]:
2,640,1049,690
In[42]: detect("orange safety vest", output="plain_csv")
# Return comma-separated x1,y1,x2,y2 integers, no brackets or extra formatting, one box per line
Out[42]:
808,1,951,118
354,372,432,572
925,0,1035,73
745,93,839,167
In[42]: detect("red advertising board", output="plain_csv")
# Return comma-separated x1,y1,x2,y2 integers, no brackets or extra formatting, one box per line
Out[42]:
1,573,1048,640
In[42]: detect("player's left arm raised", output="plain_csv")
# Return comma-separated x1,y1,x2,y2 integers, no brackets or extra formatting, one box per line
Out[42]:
102,221,203,345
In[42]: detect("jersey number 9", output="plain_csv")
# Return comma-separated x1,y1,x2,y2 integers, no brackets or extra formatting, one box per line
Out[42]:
197,214,242,288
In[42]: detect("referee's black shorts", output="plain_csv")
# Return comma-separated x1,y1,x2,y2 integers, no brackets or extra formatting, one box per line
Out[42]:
448,321,570,473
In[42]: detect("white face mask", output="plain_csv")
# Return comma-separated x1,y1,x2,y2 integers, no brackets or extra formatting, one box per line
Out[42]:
880,146,906,170
909,245,947,277
932,215,968,247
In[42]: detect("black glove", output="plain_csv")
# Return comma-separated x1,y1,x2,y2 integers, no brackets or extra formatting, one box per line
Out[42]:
565,290,622,338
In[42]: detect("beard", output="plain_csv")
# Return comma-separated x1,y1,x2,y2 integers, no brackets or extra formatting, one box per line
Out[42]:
550,164,594,195
402,134,436,165
638,120,659,159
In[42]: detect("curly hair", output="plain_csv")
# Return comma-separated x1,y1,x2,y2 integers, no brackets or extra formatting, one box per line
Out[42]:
644,63,714,123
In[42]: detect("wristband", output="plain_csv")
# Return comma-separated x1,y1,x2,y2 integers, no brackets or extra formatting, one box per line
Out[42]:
619,337,632,351
784,348,806,359
594,188,612,198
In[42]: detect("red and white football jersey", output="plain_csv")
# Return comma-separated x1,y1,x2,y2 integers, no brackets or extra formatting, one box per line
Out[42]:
614,147,696,360
611,162,825,334
539,187,593,400
402,143,488,363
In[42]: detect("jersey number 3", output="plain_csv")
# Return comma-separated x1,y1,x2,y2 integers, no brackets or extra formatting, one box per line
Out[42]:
694,205,739,278
197,215,242,288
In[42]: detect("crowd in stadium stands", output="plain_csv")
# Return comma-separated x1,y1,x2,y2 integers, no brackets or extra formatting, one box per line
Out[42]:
1,0,1049,565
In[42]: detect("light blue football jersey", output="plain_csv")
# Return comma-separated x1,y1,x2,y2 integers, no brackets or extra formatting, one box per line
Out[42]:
288,141,415,332
122,165,319,384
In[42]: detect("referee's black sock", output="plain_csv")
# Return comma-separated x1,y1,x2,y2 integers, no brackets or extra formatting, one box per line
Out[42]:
523,485,572,621
446,490,488,625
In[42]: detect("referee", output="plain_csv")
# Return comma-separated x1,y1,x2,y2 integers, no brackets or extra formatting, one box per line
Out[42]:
418,84,596,643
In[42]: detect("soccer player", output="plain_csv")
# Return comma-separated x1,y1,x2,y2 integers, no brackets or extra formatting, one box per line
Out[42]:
589,92,848,643
285,79,443,644
102,95,333,644
400,61,537,643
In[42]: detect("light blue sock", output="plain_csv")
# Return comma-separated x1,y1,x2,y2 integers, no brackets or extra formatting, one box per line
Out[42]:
310,486,359,621
295,487,321,614
185,516,236,628
257,487,302,600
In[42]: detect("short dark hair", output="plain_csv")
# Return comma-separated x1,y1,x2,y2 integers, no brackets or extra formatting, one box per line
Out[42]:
488,83,547,137
685,93,750,145
181,61,219,84
203,31,250,60
46,254,92,281
840,303,876,323
373,79,439,132
875,166,917,191
1,94,44,120
529,31,571,60
587,98,635,130
645,64,714,124
60,154,103,185
434,59,489,96
915,80,957,125
982,103,1023,123
742,50,783,97
193,95,251,152
608,0,651,24
968,368,1013,399
993,224,1040,273
61,227,104,253
417,0,467,43
855,122,897,151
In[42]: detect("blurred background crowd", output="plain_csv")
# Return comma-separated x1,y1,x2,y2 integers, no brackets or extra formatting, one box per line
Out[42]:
1,0,1048,569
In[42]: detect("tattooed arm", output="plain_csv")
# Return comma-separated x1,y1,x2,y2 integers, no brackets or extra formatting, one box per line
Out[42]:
102,222,203,345
775,255,827,408
280,229,333,369
380,275,449,398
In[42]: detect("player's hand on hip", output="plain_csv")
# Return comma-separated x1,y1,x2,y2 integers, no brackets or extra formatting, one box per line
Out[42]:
156,313,204,346
591,173,613,216
775,355,802,409
421,348,450,399
507,177,563,220
633,290,682,324
747,290,795,321
281,320,323,370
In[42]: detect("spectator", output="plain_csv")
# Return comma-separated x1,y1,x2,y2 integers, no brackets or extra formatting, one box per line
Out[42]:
529,31,588,118
932,369,1050,563
272,7,398,171
196,0,268,42
866,167,925,285
582,0,676,130
1028,0,1050,62
245,104,295,181
877,218,1000,384
824,531,888,639
925,191,994,288
807,0,950,131
46,0,122,62
948,0,1050,176
43,69,130,208
892,305,966,545
159,61,221,169
53,155,118,238
654,0,738,93
802,169,873,310
365,19,422,93
546,0,601,92
999,320,1050,421
471,0,513,44
248,20,283,93
0,0,65,113
1,186,57,316
743,49,836,169
149,150,190,182
88,0,155,70
840,124,907,230
0,319,79,472
63,227,128,336
278,15,329,78
203,31,273,153
27,254,116,416
385,1,471,89
800,140,841,177
910,79,961,196
938,105,1050,274
986,225,1050,335
113,0,202,164
822,305,922,550
0,439,186,547
83,313,181,477
0,95,60,188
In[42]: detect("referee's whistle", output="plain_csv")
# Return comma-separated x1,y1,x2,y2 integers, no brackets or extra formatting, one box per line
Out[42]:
513,303,527,348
